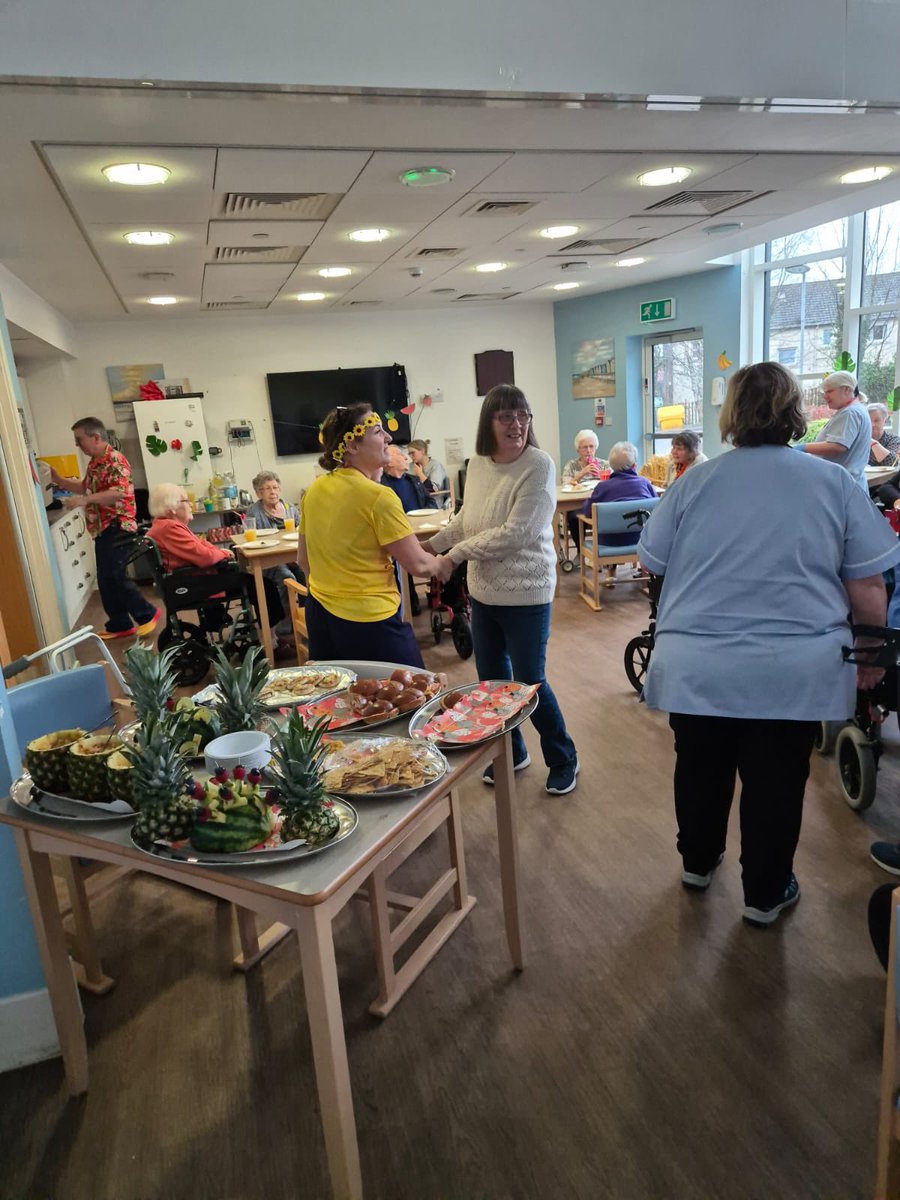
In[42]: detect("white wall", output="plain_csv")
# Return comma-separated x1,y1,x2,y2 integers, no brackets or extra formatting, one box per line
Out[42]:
2,0,898,103
43,305,559,503
0,265,77,357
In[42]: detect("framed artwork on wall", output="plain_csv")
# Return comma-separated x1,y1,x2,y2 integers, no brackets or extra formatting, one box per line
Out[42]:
572,338,616,399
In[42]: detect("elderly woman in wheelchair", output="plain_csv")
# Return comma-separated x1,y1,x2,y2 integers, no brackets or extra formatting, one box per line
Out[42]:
143,483,289,683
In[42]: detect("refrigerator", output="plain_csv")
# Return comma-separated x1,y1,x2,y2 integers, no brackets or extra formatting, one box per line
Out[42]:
133,398,211,499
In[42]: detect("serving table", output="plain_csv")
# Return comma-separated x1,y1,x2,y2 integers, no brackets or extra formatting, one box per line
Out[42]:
233,531,300,664
2,665,524,1200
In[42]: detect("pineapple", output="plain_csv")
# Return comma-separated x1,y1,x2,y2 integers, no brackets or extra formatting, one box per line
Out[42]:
211,645,269,735
124,643,180,723
25,728,85,792
106,750,135,804
129,715,195,847
68,734,125,803
268,713,340,845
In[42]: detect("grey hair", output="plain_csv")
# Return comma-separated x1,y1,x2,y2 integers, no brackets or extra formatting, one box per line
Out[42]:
148,482,185,517
252,470,280,492
867,401,886,419
608,441,638,471
573,428,599,451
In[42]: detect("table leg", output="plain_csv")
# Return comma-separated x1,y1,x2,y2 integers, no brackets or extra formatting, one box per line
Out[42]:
294,906,362,1200
491,734,525,971
251,560,274,665
14,832,88,1096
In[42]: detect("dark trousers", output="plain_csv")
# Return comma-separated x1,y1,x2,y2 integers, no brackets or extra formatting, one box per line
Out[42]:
305,594,425,668
94,525,156,632
668,713,816,909
470,597,576,769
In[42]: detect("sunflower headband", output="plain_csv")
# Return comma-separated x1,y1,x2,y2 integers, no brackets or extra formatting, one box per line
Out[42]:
331,412,383,463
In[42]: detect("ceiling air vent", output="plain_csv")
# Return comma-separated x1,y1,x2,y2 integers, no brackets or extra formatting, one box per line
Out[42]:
642,189,772,215
455,291,520,301
214,246,306,263
219,192,341,219
410,247,463,259
555,237,650,255
204,300,270,310
466,200,537,216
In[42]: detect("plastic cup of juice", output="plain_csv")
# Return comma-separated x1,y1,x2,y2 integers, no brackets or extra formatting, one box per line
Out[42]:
244,517,257,542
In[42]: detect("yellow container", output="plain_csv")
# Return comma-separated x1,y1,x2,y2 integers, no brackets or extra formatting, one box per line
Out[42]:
657,404,685,430
38,453,80,479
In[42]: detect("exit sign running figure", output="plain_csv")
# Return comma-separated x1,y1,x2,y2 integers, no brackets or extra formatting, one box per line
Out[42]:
640,298,675,323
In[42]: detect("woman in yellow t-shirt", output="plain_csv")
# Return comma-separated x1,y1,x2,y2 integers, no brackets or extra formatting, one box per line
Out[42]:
298,404,452,667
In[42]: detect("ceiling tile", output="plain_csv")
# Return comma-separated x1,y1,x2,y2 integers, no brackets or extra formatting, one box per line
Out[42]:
207,218,324,247
202,261,295,303
478,152,644,193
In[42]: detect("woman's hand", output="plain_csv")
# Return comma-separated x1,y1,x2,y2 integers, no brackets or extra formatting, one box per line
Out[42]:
433,555,454,583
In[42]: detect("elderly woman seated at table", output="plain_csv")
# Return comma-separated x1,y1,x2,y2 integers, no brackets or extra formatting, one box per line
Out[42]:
245,469,305,645
581,442,657,582
148,482,293,659
562,428,609,485
664,431,707,487
868,402,900,467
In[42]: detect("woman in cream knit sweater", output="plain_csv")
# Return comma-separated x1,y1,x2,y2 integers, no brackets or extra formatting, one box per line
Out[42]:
428,384,579,795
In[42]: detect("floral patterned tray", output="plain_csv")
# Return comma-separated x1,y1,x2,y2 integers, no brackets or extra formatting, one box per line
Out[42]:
408,681,539,747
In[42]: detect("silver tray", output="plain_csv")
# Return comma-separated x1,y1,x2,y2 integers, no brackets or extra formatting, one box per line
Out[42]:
408,680,539,749
11,772,137,822
129,797,358,867
296,672,443,733
320,735,449,799
192,664,357,711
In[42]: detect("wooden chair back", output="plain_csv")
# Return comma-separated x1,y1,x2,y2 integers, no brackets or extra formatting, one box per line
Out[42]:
283,578,310,664
578,497,659,612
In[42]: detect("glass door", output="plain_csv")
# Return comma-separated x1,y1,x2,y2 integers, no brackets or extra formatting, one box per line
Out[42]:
643,328,704,457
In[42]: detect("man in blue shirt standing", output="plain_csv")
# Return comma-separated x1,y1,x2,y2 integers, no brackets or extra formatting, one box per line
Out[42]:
799,370,871,491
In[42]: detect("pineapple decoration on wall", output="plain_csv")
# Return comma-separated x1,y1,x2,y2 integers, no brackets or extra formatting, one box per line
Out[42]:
383,410,399,433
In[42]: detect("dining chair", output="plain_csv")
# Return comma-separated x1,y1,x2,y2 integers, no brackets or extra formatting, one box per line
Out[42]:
577,497,659,612
639,454,671,489
283,577,310,664
6,663,121,994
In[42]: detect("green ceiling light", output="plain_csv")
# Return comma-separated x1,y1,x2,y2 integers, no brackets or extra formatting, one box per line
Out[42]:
102,162,170,186
399,166,455,187
124,230,175,246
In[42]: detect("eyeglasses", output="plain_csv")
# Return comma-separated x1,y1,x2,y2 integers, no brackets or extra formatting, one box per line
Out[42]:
495,411,532,426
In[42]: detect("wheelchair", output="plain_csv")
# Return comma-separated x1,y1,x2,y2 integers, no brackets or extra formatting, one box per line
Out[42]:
126,536,260,686
815,625,900,812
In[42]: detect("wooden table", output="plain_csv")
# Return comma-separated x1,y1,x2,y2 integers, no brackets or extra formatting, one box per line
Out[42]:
553,485,595,596
3,684,523,1200
867,465,897,491
233,531,300,664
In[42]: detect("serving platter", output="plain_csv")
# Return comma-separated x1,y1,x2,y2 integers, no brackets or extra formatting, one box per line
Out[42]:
192,664,356,711
321,735,448,798
296,670,443,732
11,772,136,822
130,797,358,867
409,680,539,748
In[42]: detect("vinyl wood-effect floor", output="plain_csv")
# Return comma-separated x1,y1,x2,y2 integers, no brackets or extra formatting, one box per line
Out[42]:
3,576,899,1200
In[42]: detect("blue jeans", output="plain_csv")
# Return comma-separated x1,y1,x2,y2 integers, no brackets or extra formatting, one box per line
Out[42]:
470,597,576,769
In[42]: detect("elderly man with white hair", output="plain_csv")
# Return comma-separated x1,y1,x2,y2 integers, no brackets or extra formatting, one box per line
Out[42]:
581,441,657,552
868,401,900,467
798,370,871,490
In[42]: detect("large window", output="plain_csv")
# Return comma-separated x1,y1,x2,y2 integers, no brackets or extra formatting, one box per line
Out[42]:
643,328,704,457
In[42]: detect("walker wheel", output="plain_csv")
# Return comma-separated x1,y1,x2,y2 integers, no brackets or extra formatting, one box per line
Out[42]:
561,558,575,574
431,611,443,645
623,635,653,695
451,614,474,660
813,721,845,755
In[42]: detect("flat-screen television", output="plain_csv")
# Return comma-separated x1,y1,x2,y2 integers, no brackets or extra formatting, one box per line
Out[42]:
266,364,410,456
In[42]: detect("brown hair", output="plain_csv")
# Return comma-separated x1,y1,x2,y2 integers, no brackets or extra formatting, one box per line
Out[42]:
318,403,373,471
671,430,701,459
474,384,539,457
71,417,107,440
718,362,807,447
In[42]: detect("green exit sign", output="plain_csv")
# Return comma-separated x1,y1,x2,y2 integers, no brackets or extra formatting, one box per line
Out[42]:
640,298,675,323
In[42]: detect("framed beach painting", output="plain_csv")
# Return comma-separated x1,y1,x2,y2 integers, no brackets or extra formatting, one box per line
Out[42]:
572,339,616,400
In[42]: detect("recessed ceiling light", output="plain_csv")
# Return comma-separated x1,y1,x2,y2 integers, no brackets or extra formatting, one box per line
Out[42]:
139,271,175,281
102,162,170,186
297,292,326,301
147,295,177,305
318,266,351,278
349,228,391,243
399,166,455,187
124,230,174,246
553,282,580,290
638,166,692,187
540,225,579,239
616,257,646,267
840,165,893,184
475,262,507,273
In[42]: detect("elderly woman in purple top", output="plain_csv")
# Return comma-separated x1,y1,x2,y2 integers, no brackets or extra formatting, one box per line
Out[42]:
582,441,657,547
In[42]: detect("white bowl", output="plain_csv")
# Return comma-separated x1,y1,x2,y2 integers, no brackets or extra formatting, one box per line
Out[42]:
203,730,271,774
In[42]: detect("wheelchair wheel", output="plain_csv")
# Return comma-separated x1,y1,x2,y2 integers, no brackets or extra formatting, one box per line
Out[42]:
561,558,575,574
225,619,259,661
813,720,845,755
835,725,877,811
432,611,443,645
451,613,474,659
158,623,210,687
624,635,653,695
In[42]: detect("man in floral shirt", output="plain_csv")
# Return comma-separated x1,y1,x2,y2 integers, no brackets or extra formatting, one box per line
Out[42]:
50,417,160,639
